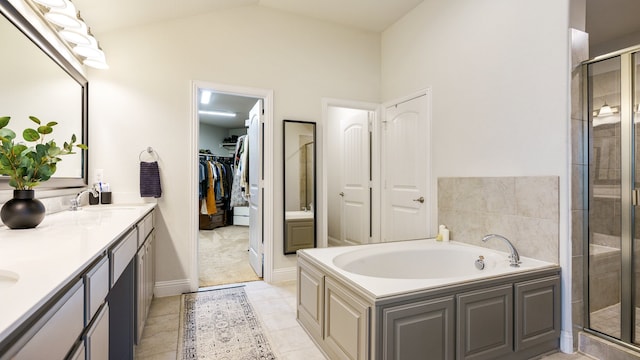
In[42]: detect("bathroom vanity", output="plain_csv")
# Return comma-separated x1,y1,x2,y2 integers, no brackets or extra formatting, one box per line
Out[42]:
0,204,156,359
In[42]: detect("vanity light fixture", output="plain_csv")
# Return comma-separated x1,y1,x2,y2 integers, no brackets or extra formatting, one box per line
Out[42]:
28,0,109,69
43,0,81,28
198,110,237,118
58,13,93,45
31,0,66,9
83,49,109,69
597,102,614,117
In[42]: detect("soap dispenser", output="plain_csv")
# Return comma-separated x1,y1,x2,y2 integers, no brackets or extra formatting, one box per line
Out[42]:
437,224,450,242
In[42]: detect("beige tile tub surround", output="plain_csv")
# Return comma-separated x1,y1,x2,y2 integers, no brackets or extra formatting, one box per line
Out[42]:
438,176,559,263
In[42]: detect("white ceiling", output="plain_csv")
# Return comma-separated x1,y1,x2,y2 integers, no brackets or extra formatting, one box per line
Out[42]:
72,0,425,35
69,0,640,126
70,0,425,128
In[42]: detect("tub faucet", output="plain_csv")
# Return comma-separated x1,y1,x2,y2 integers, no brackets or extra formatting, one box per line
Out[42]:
70,188,99,211
482,234,520,267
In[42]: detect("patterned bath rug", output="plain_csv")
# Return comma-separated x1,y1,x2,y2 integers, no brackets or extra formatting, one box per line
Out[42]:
178,286,276,359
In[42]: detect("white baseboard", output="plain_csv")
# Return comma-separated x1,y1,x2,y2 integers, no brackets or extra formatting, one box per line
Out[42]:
270,267,296,284
154,279,192,297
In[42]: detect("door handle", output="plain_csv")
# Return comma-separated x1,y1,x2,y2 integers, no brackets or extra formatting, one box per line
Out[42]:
413,196,424,203
339,192,345,197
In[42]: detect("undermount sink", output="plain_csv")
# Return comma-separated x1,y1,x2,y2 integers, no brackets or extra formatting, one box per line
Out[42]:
0,269,19,289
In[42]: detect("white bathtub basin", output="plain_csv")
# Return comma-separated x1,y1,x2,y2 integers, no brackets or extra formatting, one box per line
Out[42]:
333,245,504,279
300,239,557,297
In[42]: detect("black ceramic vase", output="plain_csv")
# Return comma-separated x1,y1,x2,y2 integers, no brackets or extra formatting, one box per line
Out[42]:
1,190,45,229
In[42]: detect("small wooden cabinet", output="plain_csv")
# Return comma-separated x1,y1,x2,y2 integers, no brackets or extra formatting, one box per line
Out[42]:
285,218,314,253
297,258,324,343
382,296,455,360
85,304,109,360
456,285,513,360
136,225,155,344
324,277,370,360
514,276,561,353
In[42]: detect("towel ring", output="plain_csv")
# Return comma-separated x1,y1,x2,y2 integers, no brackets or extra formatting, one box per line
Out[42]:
139,147,158,162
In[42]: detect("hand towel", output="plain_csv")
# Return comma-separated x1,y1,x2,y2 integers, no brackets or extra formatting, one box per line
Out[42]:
140,161,162,198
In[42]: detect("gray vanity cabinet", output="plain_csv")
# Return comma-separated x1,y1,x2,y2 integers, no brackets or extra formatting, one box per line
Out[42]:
381,296,455,360
297,258,324,344
136,212,155,344
324,277,370,360
84,304,109,360
286,219,315,253
514,276,561,353
5,280,85,360
456,285,513,360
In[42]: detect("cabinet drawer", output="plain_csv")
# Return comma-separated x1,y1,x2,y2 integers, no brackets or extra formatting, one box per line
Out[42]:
110,228,137,287
86,304,109,360
235,206,249,216
84,256,109,325
11,280,84,360
138,212,154,247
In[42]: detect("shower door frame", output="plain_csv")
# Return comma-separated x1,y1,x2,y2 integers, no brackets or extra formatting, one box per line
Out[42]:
583,45,638,347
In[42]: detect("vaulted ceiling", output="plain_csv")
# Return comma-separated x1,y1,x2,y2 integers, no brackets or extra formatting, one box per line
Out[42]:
72,0,425,35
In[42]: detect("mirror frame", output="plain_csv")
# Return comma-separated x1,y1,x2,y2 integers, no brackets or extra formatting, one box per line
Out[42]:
0,1,88,189
283,119,316,255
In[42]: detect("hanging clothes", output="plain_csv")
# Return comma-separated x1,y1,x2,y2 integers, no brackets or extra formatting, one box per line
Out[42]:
205,161,217,215
230,135,249,207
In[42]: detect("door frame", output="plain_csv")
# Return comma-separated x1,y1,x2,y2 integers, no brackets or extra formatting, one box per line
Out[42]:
321,98,381,247
189,81,274,291
382,88,435,239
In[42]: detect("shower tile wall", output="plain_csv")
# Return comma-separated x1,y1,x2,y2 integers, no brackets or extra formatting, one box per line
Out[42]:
438,176,559,263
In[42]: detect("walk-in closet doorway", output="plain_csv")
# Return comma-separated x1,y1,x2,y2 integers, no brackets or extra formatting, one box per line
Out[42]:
189,81,274,291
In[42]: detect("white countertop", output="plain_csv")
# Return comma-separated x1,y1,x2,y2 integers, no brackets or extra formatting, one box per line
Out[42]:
0,203,156,342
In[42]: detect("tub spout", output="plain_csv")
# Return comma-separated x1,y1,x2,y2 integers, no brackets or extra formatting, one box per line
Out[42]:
482,234,520,267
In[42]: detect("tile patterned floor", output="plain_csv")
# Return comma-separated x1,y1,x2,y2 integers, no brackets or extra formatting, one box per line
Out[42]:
135,280,592,359
135,280,324,359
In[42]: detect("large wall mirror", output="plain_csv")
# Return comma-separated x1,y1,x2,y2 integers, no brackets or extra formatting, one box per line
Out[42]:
283,120,316,254
0,2,88,189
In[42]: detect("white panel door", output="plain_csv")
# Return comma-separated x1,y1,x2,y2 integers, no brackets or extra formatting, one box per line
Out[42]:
383,94,430,242
340,111,370,245
248,100,263,277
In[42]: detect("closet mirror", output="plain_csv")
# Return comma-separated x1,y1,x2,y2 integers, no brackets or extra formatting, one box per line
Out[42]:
0,3,88,189
283,120,316,254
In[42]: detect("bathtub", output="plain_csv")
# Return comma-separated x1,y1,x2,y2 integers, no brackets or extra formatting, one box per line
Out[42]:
301,239,556,298
297,239,561,360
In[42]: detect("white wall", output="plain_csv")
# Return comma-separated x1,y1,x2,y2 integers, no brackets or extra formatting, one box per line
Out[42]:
381,0,572,350
198,123,229,157
87,4,380,287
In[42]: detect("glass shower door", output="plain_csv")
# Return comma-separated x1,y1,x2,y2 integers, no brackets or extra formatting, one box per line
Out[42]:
588,56,623,339
634,51,640,345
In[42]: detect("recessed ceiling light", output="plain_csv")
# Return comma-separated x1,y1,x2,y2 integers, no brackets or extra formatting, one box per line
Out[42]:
198,110,236,118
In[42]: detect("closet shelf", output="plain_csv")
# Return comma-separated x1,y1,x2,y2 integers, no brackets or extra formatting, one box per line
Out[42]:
219,142,236,149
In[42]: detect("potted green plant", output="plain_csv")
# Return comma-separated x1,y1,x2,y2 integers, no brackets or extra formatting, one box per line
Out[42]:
0,115,87,229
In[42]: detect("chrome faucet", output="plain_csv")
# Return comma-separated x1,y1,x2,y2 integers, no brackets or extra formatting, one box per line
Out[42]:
70,188,99,211
482,234,520,267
